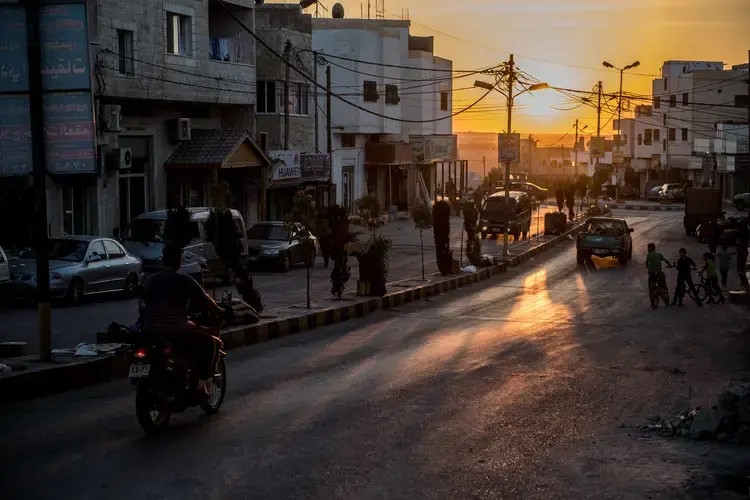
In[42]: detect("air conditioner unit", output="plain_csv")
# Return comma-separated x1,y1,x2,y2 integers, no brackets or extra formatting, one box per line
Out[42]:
105,148,132,170
101,104,122,132
167,118,191,142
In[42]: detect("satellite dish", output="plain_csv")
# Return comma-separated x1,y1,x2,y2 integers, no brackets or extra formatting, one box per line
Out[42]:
300,0,316,8
332,2,344,17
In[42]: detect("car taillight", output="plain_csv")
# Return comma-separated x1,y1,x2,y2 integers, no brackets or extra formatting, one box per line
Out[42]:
134,348,147,359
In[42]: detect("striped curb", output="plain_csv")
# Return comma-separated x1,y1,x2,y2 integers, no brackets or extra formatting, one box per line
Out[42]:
0,223,585,402
608,204,683,212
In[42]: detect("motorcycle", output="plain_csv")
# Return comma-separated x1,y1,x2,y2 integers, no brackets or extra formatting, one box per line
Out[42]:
127,307,229,434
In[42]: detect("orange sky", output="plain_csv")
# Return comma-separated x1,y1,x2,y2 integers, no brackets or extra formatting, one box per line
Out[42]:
290,0,750,136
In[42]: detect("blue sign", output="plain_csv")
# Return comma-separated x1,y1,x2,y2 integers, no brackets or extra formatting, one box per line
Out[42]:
0,95,32,176
0,6,29,93
44,92,96,173
0,2,97,175
39,3,92,91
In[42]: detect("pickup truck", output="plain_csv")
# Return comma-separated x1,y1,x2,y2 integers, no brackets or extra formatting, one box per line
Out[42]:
576,217,633,265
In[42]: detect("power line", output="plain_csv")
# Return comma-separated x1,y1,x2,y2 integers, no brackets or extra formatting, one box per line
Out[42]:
538,122,576,146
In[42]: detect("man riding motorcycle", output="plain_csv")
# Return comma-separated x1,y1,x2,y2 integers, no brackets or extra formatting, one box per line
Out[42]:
140,244,223,396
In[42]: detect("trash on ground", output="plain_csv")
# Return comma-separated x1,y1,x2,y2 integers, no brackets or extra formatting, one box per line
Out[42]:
0,363,11,373
51,342,127,357
461,265,477,273
638,383,750,443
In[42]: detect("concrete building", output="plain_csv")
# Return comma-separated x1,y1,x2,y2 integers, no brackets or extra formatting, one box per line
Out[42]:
650,60,748,188
614,105,663,195
312,13,457,212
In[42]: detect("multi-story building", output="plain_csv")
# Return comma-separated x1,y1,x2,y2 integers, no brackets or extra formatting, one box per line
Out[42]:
650,60,747,188
312,11,458,212
614,105,662,194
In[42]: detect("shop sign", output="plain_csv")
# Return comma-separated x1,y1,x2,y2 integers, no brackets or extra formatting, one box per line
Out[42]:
300,154,330,181
411,135,457,163
498,133,520,162
0,2,97,176
590,137,605,159
268,150,301,184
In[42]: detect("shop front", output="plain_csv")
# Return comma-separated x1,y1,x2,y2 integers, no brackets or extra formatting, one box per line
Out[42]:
411,134,462,204
300,154,334,209
266,150,302,221
364,142,414,211
164,130,269,224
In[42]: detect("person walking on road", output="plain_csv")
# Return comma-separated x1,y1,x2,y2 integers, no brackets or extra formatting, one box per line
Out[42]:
716,243,733,288
672,248,702,307
701,252,725,304
737,220,749,291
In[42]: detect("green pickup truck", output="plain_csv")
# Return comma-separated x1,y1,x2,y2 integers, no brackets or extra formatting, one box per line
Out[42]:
576,217,633,265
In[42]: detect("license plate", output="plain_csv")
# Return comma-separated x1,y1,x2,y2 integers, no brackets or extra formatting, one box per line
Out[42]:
592,249,608,255
128,364,151,379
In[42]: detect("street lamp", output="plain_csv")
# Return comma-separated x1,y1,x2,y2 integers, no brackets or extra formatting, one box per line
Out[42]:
474,66,548,258
603,60,640,200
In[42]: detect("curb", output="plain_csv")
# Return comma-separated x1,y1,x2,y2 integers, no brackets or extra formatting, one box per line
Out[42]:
0,223,585,402
608,204,683,212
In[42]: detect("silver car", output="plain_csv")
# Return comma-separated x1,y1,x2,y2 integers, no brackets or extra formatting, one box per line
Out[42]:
10,236,142,305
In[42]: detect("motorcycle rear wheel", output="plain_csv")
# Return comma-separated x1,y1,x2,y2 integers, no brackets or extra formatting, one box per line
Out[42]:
200,357,227,415
136,383,172,434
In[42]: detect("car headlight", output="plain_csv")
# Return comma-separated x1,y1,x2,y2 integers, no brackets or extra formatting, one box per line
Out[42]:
262,248,280,255
49,272,63,281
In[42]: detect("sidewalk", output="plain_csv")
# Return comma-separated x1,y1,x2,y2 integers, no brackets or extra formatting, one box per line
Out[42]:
0,217,589,401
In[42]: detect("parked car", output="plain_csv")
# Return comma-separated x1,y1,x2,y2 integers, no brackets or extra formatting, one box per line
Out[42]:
0,245,11,300
119,207,247,284
646,186,662,201
10,236,142,305
732,192,750,211
247,221,317,272
480,191,532,240
658,183,684,202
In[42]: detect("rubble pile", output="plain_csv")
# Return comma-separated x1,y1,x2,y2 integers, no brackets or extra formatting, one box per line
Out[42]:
640,384,750,443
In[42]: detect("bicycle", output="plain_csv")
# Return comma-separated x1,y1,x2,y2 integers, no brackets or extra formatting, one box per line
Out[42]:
648,265,672,308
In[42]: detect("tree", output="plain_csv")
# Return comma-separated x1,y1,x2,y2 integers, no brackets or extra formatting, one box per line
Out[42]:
328,205,355,299
463,201,482,266
164,206,193,249
284,190,317,309
433,200,454,274
410,203,433,281
206,206,264,312
356,194,382,232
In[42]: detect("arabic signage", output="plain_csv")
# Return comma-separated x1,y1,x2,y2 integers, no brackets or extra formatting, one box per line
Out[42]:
0,95,32,175
590,137,605,159
0,1,96,176
498,133,520,162
411,135,458,163
268,150,301,185
300,154,331,181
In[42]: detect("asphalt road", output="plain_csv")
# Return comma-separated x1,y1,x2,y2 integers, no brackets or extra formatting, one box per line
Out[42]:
3,210,750,499
0,206,563,350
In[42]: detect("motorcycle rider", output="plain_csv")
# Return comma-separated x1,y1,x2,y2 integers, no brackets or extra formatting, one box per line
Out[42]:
672,248,702,306
646,242,671,305
141,244,224,396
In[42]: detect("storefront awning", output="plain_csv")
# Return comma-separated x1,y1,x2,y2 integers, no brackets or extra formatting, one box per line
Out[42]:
164,129,270,170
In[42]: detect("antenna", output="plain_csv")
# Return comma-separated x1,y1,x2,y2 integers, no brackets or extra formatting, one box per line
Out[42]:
300,0,328,18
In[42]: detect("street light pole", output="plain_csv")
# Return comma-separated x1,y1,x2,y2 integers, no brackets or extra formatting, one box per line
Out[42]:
603,60,640,202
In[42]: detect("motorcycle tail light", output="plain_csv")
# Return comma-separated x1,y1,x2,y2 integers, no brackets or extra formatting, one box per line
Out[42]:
163,347,173,355
134,348,147,359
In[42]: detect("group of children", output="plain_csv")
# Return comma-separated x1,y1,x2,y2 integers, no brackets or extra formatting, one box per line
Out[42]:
647,242,732,306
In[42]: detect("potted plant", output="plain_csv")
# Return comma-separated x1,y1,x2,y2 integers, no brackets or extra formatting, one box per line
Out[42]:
283,190,317,309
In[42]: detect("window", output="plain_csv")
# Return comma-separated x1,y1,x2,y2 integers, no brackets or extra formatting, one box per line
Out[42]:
88,241,106,259
363,81,379,102
645,129,652,145
638,134,643,146
292,83,309,115
663,78,668,91
653,129,660,142
440,91,449,111
341,134,356,148
166,12,192,56
385,84,399,105
259,132,267,151
653,96,660,109
669,128,676,141
669,94,676,108
682,92,689,105
663,139,666,151
257,81,277,113
103,240,125,259
623,134,627,145
681,128,688,141
663,114,667,126
117,30,134,75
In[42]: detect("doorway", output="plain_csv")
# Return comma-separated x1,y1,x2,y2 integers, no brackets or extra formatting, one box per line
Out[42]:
342,165,354,212
118,137,151,229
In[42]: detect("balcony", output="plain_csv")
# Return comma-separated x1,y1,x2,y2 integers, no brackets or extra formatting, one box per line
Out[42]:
208,0,255,67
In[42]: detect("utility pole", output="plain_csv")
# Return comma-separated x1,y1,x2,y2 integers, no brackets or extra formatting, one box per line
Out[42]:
501,54,515,258
25,0,51,361
595,81,603,181
482,155,486,180
283,39,291,150
616,73,624,201
326,65,332,155
574,119,579,178
313,51,319,153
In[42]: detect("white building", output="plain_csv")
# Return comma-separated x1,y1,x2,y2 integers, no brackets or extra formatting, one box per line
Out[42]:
615,105,662,194
312,12,457,212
